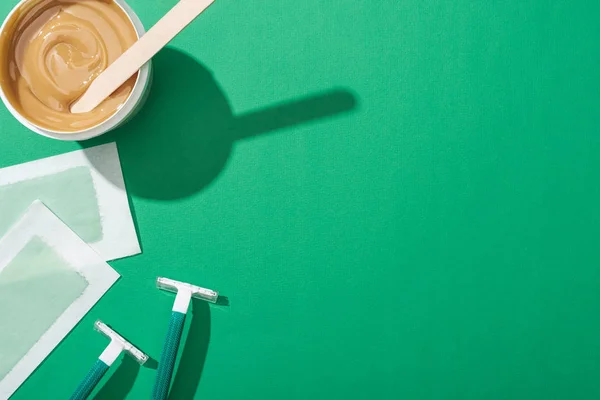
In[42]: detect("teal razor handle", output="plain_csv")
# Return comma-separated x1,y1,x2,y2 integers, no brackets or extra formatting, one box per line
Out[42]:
69,360,109,400
152,312,186,399
152,277,218,400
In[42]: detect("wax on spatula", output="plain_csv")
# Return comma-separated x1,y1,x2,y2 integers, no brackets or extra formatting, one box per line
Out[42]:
70,0,215,114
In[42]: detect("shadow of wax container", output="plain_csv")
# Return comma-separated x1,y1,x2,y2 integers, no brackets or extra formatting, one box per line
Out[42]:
80,47,358,200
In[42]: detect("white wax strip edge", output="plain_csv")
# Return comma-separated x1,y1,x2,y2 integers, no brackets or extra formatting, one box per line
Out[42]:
0,201,120,399
0,142,141,261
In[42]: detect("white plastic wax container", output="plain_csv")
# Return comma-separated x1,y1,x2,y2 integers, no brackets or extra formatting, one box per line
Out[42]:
0,0,152,141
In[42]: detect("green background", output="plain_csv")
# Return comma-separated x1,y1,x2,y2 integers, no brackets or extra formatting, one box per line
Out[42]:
1,0,600,398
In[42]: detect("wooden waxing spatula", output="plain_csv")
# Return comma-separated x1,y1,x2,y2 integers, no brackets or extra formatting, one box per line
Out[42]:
71,0,215,114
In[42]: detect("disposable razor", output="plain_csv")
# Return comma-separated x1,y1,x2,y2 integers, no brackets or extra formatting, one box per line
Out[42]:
152,277,218,399
69,321,148,400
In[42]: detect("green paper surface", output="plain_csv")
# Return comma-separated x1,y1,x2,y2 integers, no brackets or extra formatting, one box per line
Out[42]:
1,0,600,399
0,237,88,380
0,167,102,243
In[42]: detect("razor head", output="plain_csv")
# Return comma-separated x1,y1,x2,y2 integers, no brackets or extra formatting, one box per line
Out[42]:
156,277,219,303
94,321,149,365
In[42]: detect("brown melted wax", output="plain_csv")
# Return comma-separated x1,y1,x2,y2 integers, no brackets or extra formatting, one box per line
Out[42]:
0,0,139,132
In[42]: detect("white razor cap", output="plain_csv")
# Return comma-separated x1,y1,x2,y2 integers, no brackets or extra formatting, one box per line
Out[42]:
156,277,219,303
95,321,149,365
